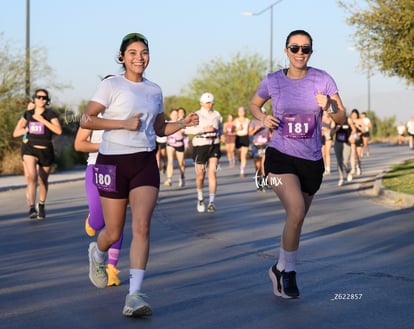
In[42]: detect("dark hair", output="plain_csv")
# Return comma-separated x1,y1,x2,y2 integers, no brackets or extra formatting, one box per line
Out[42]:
285,30,313,48
177,107,186,116
33,88,50,104
117,33,149,63
351,108,360,117
102,74,114,81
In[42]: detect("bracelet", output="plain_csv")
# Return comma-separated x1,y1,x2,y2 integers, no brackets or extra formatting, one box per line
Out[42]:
177,118,185,129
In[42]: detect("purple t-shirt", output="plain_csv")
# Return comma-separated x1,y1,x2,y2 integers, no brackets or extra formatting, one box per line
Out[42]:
256,67,338,161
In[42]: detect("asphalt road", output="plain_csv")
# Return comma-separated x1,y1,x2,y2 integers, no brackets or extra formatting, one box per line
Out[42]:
1,143,413,329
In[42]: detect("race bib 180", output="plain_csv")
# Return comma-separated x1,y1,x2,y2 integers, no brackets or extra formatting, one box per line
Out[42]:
93,164,117,192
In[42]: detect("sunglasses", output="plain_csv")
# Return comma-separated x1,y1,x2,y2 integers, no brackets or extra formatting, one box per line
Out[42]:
287,45,312,54
35,95,48,100
122,33,148,46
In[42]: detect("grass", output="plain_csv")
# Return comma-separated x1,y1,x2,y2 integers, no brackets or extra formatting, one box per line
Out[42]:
382,158,414,195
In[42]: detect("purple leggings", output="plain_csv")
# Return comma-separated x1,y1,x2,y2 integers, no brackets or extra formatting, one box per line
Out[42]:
85,165,123,265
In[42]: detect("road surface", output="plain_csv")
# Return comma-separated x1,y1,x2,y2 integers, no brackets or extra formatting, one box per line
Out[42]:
1,143,413,329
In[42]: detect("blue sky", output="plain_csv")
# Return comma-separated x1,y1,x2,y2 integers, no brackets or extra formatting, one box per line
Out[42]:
2,0,412,123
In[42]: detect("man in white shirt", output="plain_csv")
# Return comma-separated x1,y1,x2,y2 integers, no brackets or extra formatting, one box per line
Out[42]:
185,93,222,213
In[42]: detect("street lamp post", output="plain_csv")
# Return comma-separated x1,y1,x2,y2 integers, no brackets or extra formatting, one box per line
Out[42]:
367,69,371,111
25,0,30,101
242,0,284,72
366,48,372,112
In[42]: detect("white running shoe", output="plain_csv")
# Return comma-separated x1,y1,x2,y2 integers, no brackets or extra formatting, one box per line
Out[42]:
207,203,216,213
122,292,152,317
197,199,205,213
88,242,107,288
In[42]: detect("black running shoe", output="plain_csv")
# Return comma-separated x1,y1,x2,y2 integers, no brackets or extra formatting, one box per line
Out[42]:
28,206,38,219
281,271,300,299
268,265,282,297
37,203,45,220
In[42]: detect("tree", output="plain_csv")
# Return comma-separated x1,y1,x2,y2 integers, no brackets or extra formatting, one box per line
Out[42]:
365,110,397,139
0,34,70,148
338,0,414,85
163,95,197,119
0,34,71,172
182,52,269,118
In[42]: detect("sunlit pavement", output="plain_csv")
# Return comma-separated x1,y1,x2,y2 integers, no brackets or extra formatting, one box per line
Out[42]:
0,143,413,329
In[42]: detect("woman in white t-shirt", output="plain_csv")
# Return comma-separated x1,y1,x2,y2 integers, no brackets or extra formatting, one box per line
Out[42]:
234,106,250,177
360,112,372,157
397,122,406,145
80,33,199,317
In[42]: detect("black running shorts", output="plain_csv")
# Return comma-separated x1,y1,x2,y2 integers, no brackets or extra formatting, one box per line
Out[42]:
264,147,324,196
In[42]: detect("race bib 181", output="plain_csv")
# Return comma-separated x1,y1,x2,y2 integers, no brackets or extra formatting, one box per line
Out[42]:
282,114,315,139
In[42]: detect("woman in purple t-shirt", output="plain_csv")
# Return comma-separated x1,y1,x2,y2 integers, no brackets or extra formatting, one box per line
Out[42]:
249,30,346,299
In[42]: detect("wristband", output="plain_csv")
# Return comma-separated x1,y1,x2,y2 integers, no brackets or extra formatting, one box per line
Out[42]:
327,103,338,114
177,118,185,129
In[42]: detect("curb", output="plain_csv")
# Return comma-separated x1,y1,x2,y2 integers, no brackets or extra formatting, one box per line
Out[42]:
0,169,85,193
0,176,85,193
372,170,414,208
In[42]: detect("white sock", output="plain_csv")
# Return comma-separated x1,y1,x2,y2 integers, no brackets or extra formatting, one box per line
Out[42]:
197,189,203,201
93,245,106,263
284,250,298,272
276,248,286,271
209,194,215,204
129,269,145,295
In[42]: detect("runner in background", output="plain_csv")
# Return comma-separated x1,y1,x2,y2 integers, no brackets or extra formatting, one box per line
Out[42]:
74,125,123,286
164,108,186,187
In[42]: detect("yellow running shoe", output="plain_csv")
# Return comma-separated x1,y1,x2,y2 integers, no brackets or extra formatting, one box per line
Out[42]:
106,264,121,286
84,214,96,237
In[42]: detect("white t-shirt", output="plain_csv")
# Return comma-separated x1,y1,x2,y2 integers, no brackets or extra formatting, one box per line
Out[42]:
234,118,250,136
407,120,414,135
156,135,167,143
91,75,164,155
185,107,222,146
362,117,371,132
86,130,103,165
397,124,405,135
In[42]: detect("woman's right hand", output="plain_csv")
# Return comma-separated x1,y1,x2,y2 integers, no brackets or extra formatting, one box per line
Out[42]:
27,102,35,111
124,113,142,131
263,115,279,129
